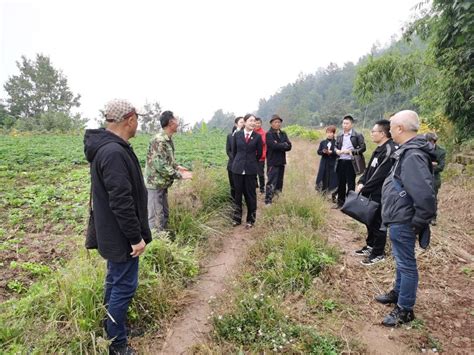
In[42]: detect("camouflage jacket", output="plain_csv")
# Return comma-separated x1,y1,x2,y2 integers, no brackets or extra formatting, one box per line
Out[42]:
144,130,182,189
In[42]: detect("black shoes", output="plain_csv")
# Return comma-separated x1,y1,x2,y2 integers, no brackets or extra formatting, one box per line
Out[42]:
232,221,241,227
245,222,254,229
354,246,373,256
382,305,415,327
375,289,398,305
361,254,385,266
109,344,136,355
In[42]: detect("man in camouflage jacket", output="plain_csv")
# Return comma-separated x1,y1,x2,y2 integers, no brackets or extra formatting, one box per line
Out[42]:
145,111,192,232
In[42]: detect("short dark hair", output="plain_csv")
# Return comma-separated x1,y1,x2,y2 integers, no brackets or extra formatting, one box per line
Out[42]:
160,111,175,128
343,114,354,122
375,119,391,138
425,132,438,142
234,116,243,124
255,117,262,122
243,113,255,122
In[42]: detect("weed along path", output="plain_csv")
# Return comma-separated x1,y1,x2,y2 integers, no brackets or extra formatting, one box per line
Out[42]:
144,226,256,354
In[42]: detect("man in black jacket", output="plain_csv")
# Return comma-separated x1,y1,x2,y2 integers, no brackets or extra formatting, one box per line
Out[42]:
376,110,436,327
84,99,152,355
354,120,396,265
265,114,292,205
334,115,366,208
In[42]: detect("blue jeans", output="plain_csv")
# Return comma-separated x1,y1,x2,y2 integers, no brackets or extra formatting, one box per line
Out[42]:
389,223,418,311
104,257,139,346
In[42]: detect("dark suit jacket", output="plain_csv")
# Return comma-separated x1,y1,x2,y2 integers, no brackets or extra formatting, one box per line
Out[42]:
226,132,234,171
231,130,263,175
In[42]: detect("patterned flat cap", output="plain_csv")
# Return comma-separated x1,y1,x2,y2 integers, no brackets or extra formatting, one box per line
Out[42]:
103,99,140,122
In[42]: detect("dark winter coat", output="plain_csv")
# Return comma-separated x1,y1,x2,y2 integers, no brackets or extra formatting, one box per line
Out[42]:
432,144,446,189
84,129,152,263
315,139,338,191
381,136,436,230
266,128,292,167
231,130,263,175
358,139,396,203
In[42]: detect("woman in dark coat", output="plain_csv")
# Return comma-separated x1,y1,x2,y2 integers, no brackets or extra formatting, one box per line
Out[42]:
231,114,263,228
316,125,338,199
226,116,244,201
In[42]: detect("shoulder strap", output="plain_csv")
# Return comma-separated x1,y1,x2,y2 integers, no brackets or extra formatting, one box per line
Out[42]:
365,143,392,184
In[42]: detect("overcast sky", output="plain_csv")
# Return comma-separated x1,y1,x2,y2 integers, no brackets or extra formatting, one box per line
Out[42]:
1,0,419,126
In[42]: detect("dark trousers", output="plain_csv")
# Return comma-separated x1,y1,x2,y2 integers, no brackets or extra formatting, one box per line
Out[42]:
104,257,139,346
265,165,285,204
256,161,265,192
366,206,386,256
336,160,356,206
233,173,257,224
228,169,235,201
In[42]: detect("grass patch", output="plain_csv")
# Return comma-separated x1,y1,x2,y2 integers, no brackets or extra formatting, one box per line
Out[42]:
213,291,341,353
249,229,337,295
0,238,202,353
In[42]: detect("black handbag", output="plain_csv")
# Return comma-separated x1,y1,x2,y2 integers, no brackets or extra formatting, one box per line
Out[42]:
85,186,98,249
341,191,379,226
341,144,392,226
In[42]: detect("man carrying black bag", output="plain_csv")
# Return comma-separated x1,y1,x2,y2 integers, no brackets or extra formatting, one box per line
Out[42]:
354,120,396,265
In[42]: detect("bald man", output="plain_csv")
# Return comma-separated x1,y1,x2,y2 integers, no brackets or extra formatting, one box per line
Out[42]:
375,110,436,327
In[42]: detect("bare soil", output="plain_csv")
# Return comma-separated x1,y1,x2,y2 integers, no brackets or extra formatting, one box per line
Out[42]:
0,231,78,301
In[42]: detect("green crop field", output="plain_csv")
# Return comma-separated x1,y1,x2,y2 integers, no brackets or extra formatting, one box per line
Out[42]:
0,129,231,353
0,130,227,236
0,130,227,299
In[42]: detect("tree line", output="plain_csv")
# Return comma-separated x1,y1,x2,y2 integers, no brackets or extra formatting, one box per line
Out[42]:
208,0,472,143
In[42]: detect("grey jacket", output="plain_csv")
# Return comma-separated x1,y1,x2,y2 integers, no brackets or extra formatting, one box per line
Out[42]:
381,136,436,229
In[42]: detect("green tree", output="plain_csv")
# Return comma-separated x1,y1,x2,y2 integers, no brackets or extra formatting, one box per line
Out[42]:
0,100,16,129
207,109,235,131
140,101,161,133
4,54,81,119
354,0,474,141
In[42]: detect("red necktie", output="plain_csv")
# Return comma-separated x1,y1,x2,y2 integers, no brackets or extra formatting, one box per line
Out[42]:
245,133,250,143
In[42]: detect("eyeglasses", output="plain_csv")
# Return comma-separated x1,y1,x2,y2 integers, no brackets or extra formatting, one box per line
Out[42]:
371,130,383,133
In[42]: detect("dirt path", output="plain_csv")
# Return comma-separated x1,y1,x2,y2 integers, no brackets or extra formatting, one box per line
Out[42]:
142,225,256,354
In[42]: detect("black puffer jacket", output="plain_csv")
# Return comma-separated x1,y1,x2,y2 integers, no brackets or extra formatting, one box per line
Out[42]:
381,136,436,229
84,129,152,262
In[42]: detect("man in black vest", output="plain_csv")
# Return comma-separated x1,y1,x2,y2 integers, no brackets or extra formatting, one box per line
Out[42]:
84,99,152,355
334,114,366,208
265,114,292,205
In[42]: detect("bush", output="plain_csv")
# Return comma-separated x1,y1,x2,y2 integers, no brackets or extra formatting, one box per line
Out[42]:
284,125,323,141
